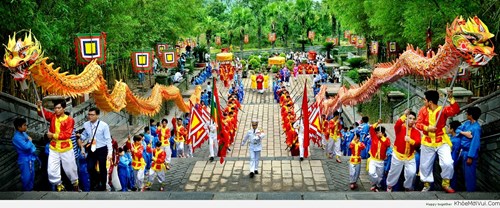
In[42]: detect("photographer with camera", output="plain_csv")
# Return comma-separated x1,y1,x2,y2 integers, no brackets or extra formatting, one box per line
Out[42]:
76,107,112,191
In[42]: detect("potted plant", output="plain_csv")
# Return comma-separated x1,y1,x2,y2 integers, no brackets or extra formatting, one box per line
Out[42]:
193,45,209,68
322,42,335,63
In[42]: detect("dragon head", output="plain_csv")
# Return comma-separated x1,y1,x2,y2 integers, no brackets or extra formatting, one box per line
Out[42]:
2,31,42,81
448,16,496,67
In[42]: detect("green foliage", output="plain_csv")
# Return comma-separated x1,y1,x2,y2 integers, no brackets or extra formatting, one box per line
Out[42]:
346,70,360,83
286,60,295,69
346,57,366,68
193,45,209,63
249,58,261,69
279,53,286,57
240,59,247,66
271,65,279,73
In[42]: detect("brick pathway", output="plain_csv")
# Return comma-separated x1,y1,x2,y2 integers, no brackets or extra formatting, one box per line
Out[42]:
150,75,372,192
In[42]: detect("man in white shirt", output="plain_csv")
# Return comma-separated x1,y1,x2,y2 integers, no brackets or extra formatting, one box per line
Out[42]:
241,119,266,178
207,121,217,162
173,71,183,83
77,107,112,191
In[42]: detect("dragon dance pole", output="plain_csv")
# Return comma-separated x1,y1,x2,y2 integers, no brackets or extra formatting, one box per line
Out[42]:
30,74,48,129
406,77,410,136
434,68,460,126
379,91,382,120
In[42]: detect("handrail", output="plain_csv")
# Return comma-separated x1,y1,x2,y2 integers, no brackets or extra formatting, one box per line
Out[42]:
459,90,500,111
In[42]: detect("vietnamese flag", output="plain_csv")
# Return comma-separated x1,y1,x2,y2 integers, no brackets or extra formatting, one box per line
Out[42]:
211,77,227,163
302,80,310,158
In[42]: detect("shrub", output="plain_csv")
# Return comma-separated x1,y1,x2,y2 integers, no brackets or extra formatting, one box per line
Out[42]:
346,57,366,68
271,65,279,73
286,60,295,69
279,53,286,58
346,69,360,83
249,58,260,69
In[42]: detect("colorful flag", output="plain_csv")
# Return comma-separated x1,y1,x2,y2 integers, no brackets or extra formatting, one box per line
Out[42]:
130,50,153,73
160,49,177,69
74,32,107,65
189,104,210,152
308,102,322,147
211,78,226,163
301,81,310,158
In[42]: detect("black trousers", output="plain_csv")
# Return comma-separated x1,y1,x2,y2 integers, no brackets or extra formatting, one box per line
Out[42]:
87,146,108,191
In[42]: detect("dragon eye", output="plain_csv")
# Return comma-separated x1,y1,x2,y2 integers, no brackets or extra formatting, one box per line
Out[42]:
9,54,13,59
20,54,25,58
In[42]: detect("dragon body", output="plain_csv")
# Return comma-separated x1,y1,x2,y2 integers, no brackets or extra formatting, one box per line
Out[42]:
322,16,495,113
3,32,200,116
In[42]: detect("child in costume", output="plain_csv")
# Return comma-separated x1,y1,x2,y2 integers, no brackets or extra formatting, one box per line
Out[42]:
349,133,365,190
117,147,130,192
146,141,167,191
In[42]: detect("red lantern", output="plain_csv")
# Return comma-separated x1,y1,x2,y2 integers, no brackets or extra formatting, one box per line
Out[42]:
389,42,397,52
244,34,249,44
356,37,365,48
268,33,276,42
215,36,221,45
371,41,379,55
350,35,357,45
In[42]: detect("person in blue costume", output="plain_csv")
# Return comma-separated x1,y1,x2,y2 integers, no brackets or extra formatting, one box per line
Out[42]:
124,144,135,191
143,128,154,176
170,130,177,158
117,147,130,192
359,116,371,159
344,126,355,156
379,145,393,191
340,127,349,156
448,120,462,190
12,117,38,191
150,119,157,138
313,83,321,96
456,107,482,192
201,90,209,106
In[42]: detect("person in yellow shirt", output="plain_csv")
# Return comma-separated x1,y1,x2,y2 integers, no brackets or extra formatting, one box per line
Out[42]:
131,135,146,191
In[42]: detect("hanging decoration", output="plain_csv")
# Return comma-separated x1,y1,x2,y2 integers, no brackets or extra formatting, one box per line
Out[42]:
215,36,221,45
371,41,379,55
308,31,315,40
356,37,365,48
318,16,495,114
268,33,276,43
74,32,107,65
3,31,201,116
130,50,153,73
160,49,178,69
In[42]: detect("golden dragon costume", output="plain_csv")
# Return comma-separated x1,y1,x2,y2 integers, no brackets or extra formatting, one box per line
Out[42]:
2,32,200,116
321,16,496,114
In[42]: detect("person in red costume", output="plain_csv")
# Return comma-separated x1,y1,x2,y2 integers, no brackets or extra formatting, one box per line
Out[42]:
156,119,172,169
367,119,391,192
256,72,264,94
174,118,188,158
349,133,366,190
386,109,421,192
416,90,460,193
37,99,79,192
147,141,167,191
131,135,146,191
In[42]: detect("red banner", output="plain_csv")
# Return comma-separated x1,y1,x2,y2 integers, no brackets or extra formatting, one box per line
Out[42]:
389,42,397,52
371,41,379,55
130,51,153,73
356,37,365,48
350,35,357,45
